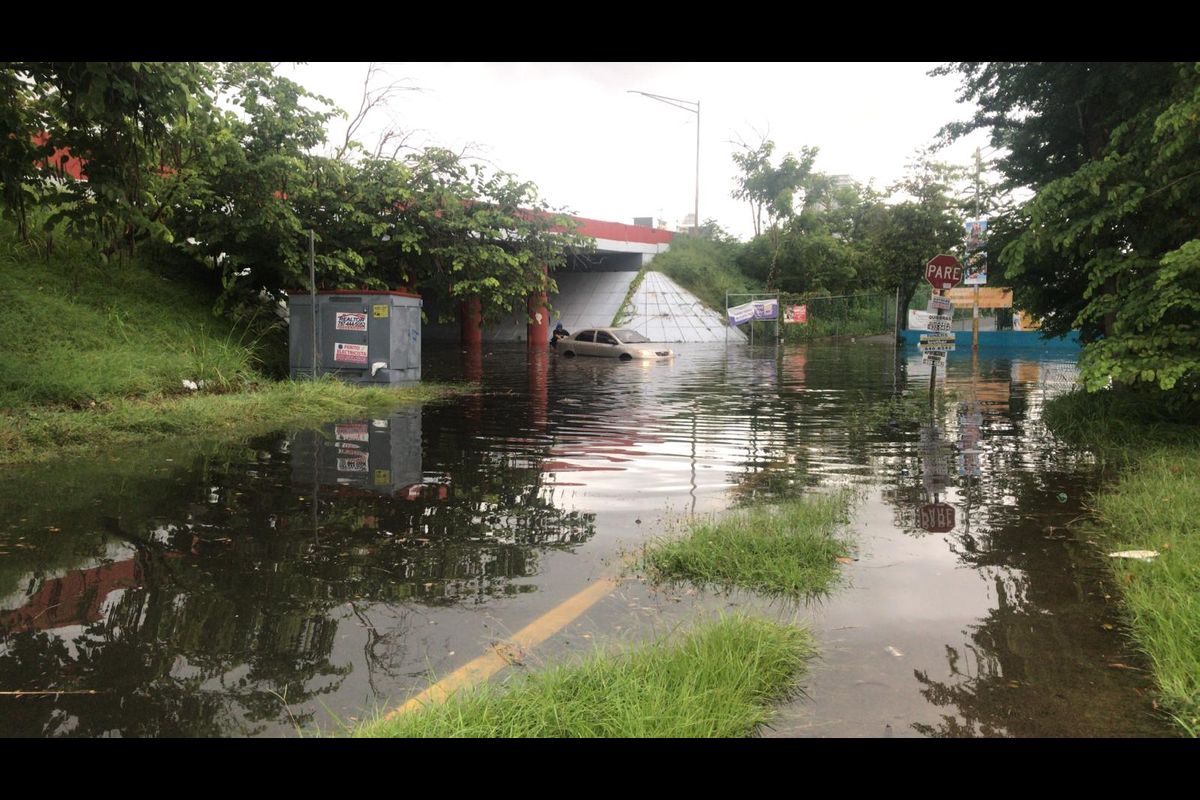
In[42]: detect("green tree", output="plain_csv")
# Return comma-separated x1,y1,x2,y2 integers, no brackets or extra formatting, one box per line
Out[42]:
858,155,964,325
939,62,1200,397
0,62,210,257
731,136,817,290
398,148,588,324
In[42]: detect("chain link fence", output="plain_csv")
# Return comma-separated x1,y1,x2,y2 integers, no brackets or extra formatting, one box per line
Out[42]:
777,292,898,342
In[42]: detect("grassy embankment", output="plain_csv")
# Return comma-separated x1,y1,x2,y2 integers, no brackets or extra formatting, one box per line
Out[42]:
356,614,813,738
621,234,760,318
1045,390,1200,736
0,227,457,465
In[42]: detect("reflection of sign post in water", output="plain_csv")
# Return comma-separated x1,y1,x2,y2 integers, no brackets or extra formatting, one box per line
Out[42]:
918,502,956,533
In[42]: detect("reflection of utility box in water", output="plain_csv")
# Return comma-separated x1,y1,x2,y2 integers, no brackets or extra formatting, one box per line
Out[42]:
289,290,422,384
290,408,423,496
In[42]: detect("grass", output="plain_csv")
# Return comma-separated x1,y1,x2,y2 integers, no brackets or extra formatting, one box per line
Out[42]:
1044,388,1200,460
781,293,895,342
0,378,459,465
610,263,650,327
0,223,270,409
1045,389,1200,735
355,614,814,738
0,221,469,465
644,234,760,314
643,493,853,598
1085,450,1200,735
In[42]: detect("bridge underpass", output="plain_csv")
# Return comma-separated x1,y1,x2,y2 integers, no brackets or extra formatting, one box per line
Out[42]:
422,216,746,344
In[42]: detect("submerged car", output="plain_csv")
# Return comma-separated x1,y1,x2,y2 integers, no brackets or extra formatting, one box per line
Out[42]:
558,328,674,360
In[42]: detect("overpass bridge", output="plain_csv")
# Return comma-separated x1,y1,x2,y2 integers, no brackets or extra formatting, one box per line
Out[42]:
423,216,744,344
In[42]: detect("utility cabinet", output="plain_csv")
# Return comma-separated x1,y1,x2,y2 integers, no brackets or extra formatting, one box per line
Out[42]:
289,290,421,384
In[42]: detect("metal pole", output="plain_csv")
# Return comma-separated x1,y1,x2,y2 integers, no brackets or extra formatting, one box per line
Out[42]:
929,288,943,405
694,100,700,234
628,91,700,233
972,147,981,352
309,230,317,379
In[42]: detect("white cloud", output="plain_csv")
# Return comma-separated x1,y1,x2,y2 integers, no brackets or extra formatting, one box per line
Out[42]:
284,62,989,239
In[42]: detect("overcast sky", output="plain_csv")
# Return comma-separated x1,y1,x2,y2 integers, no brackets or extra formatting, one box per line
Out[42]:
283,62,990,240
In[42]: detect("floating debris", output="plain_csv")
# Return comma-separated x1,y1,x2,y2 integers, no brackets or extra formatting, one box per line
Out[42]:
1107,550,1158,561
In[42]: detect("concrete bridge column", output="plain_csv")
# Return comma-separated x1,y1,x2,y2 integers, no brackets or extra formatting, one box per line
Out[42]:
527,264,549,347
459,297,482,347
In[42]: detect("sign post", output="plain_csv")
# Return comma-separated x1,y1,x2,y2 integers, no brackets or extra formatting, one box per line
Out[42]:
923,255,962,401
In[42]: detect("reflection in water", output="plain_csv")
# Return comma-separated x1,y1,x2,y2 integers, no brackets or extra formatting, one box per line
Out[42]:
0,402,595,736
0,341,1173,737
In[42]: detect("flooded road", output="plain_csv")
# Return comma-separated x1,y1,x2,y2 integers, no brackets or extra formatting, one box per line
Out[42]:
0,341,1174,736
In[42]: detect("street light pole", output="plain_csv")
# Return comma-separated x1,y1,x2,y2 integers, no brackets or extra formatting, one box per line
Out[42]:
628,90,700,234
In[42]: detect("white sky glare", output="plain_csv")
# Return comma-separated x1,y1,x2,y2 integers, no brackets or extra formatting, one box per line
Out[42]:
284,62,989,240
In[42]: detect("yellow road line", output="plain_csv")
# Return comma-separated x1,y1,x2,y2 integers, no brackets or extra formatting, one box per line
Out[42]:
386,577,620,719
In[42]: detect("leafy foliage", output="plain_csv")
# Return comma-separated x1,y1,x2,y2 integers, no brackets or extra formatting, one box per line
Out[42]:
939,62,1200,398
0,62,590,331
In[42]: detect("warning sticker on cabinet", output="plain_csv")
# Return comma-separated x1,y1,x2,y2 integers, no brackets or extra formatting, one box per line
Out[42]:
334,342,368,364
336,312,368,331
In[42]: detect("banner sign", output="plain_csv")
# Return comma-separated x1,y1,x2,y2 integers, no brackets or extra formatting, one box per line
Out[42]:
784,304,808,324
728,299,779,326
728,301,755,326
753,299,779,320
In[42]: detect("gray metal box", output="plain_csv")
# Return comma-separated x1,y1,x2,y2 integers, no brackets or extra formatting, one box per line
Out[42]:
289,291,422,384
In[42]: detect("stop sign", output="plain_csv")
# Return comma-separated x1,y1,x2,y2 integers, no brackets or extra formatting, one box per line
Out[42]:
925,254,963,290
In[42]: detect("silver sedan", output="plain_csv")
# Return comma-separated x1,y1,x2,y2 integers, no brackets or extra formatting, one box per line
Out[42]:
558,328,675,360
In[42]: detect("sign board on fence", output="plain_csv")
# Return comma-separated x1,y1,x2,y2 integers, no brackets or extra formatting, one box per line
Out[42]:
918,503,956,533
909,309,930,330
730,299,779,325
728,301,756,326
753,299,779,321
783,304,808,324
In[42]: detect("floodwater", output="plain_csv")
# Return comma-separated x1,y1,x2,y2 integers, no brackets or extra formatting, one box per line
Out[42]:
0,340,1175,737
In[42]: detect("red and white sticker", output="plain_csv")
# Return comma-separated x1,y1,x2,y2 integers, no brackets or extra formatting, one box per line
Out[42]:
336,312,368,332
334,342,369,364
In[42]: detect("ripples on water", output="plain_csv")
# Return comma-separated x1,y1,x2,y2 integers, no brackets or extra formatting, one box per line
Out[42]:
0,341,1172,736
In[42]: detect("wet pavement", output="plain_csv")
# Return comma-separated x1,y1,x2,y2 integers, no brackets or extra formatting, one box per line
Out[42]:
0,340,1175,736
